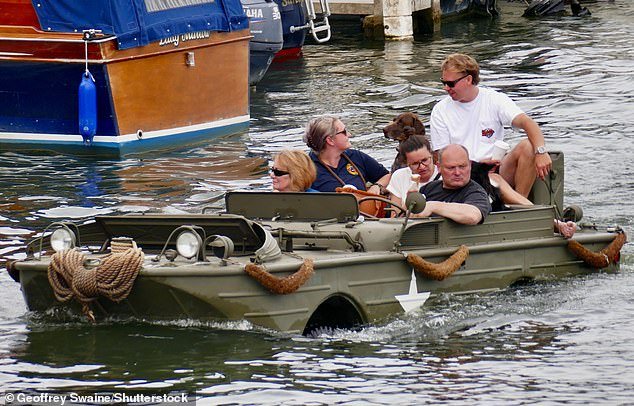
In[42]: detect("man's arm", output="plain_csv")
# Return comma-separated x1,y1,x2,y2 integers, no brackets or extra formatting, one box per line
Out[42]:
413,201,483,225
511,113,552,179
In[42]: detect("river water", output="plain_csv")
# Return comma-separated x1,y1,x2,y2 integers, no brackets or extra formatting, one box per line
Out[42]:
1,1,633,404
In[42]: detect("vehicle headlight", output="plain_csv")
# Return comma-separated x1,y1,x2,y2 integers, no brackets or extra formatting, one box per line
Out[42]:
50,228,76,252
176,231,202,259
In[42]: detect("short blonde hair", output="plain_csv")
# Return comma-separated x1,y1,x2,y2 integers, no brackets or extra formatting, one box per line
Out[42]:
441,53,480,85
275,149,317,192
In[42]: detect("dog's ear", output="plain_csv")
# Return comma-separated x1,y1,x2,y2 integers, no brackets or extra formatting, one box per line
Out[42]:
413,117,425,135
397,113,409,126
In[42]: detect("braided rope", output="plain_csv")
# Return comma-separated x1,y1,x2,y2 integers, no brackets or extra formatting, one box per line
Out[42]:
47,248,144,321
110,238,136,254
406,245,469,281
567,232,627,269
244,259,314,294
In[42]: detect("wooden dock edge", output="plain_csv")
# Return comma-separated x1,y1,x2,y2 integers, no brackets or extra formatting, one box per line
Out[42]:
314,0,441,39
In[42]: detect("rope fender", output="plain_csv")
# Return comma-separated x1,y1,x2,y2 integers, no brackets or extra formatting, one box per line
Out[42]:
406,245,469,281
47,248,144,321
244,258,314,294
567,232,627,269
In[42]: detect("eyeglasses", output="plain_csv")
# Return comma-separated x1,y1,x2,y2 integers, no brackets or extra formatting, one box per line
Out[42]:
270,167,290,177
408,156,433,169
440,74,470,88
334,128,349,136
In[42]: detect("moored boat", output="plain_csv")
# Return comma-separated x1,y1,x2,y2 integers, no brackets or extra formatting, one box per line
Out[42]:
273,0,331,59
242,0,284,85
0,0,251,156
7,152,627,334
522,0,591,17
441,0,500,19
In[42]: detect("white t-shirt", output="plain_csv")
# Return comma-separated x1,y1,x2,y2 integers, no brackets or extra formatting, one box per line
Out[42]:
387,166,440,206
430,87,523,162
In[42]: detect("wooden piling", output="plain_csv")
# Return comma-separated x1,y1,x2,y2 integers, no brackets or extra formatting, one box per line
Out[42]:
355,0,439,40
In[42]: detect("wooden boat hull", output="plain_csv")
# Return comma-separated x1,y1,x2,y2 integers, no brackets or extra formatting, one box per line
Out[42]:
0,27,251,156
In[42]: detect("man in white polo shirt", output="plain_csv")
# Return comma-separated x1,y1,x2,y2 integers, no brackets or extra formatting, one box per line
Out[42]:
430,53,552,198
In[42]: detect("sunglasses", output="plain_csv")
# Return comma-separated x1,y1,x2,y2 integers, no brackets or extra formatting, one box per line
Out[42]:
408,156,433,169
334,128,349,136
270,167,290,177
440,74,470,88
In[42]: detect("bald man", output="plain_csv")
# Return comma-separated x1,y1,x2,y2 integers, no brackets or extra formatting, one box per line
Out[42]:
414,144,491,225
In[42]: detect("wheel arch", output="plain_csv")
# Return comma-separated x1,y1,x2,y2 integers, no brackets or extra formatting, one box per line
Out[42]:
302,293,366,336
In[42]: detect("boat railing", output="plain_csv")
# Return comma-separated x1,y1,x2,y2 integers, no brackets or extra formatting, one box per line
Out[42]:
290,0,331,43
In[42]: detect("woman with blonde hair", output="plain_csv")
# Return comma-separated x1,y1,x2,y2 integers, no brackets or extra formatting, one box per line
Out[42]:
270,149,318,192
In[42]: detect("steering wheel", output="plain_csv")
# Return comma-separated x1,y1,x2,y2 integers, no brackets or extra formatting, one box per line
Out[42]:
357,195,407,218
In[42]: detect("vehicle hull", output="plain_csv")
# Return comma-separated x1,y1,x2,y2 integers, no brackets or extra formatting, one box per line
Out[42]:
12,204,623,334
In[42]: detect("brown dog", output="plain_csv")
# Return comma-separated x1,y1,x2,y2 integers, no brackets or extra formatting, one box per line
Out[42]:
382,112,426,172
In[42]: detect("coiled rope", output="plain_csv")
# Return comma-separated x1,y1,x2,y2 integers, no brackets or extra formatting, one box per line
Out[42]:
244,258,314,294
47,246,144,321
406,245,469,281
567,232,627,269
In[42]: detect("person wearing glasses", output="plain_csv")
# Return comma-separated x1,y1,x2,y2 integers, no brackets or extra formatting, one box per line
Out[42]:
270,149,318,192
303,116,390,194
429,53,552,199
386,135,440,212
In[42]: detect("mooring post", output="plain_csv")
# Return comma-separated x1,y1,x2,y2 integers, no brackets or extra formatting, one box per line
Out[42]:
431,0,441,32
382,0,413,39
363,0,440,39
362,0,385,40
416,0,441,34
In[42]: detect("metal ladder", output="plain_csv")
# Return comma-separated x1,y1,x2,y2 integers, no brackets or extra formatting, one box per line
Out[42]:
290,0,332,43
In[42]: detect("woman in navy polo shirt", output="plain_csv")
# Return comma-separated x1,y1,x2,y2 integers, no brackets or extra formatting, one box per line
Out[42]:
303,116,390,194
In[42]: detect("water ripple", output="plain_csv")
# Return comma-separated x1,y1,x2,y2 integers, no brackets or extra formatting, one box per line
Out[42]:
0,1,633,402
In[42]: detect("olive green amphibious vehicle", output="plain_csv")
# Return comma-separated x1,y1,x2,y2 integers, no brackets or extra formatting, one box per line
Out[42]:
7,152,627,334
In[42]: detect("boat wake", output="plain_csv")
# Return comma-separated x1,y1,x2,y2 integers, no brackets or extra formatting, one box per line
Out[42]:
303,268,634,344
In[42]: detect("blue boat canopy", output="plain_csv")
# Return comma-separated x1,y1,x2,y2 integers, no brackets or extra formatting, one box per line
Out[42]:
31,0,248,49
